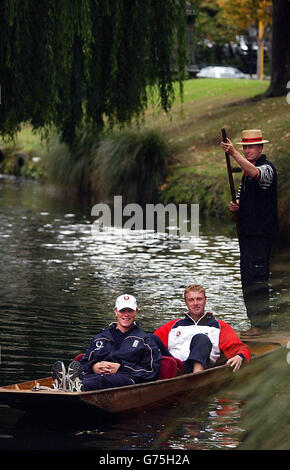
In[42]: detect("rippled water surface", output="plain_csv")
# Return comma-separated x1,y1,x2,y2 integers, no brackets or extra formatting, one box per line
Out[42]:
0,177,289,452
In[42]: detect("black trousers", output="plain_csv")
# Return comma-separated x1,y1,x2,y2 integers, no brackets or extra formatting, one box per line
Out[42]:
240,236,273,329
183,334,212,373
82,372,134,391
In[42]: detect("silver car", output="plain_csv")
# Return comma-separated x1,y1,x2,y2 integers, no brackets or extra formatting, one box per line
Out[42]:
196,66,248,79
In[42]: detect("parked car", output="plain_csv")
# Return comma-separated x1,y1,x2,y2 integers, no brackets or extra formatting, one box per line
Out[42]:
196,66,248,79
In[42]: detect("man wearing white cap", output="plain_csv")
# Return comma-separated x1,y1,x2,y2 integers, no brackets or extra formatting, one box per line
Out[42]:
52,294,162,391
221,130,279,337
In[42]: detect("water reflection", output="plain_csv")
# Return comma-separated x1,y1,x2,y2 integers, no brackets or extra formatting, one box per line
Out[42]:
0,395,244,451
0,178,289,451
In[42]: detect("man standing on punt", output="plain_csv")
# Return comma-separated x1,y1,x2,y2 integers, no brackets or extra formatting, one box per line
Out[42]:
154,284,251,374
221,129,279,337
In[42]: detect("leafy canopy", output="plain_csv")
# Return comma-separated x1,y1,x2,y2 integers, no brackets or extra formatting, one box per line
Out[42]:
0,0,188,146
217,0,272,32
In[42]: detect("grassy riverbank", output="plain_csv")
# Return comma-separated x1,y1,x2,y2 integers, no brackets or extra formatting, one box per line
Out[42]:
150,79,290,239
1,78,289,238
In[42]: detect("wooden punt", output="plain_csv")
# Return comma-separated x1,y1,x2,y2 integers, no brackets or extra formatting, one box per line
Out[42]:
0,333,288,416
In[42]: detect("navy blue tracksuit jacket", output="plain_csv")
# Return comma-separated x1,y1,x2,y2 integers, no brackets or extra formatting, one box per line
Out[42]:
79,322,161,390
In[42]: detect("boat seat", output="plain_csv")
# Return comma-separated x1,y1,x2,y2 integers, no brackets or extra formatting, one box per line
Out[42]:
74,353,85,362
73,354,184,379
157,356,184,379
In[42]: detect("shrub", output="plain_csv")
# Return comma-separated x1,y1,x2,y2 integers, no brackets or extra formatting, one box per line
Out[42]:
91,129,174,205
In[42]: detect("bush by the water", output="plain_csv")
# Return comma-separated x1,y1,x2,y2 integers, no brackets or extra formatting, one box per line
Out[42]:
45,128,174,205
91,129,174,205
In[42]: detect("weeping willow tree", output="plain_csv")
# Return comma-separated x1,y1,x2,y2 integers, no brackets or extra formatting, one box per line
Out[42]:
0,0,188,147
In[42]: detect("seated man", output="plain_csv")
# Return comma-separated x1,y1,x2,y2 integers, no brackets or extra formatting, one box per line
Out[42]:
154,284,251,374
52,294,162,391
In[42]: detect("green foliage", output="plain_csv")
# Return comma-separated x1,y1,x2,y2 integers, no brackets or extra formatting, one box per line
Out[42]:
160,167,231,218
91,129,174,205
233,346,290,450
44,128,98,193
0,0,188,147
274,147,290,241
44,127,174,204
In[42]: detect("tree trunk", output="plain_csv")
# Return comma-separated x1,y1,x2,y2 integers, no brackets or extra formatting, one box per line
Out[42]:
186,3,199,77
264,0,290,97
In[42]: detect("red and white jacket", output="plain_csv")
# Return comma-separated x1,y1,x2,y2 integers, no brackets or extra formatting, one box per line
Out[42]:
154,312,251,365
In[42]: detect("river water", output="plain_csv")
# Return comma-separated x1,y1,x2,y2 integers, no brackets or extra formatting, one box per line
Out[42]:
0,176,289,453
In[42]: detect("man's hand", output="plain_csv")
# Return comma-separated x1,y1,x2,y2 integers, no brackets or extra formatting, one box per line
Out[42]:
92,361,120,374
229,201,239,212
221,138,236,156
226,355,243,372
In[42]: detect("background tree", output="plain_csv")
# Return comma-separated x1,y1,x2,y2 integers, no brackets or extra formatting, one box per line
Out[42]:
217,0,272,78
264,0,290,97
0,0,188,147
196,0,231,65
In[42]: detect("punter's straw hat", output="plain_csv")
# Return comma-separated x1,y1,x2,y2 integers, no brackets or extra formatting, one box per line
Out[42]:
236,129,269,145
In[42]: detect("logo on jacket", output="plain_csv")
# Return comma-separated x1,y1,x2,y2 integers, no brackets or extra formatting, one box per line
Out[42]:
132,340,139,348
176,331,181,336
95,340,104,350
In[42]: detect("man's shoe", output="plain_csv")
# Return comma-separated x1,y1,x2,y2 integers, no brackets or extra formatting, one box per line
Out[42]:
52,361,67,390
67,361,84,392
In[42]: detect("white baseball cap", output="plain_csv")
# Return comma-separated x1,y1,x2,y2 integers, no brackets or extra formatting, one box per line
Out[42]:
115,294,138,311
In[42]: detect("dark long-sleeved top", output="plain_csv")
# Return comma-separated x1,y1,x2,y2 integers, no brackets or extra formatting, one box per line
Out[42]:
236,154,279,238
79,322,162,383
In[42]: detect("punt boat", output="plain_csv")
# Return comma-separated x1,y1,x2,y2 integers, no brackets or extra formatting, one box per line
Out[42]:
0,333,288,416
